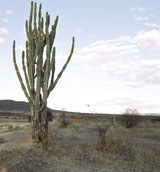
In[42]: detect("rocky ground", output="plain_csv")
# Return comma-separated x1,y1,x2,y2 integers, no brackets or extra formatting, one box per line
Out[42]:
0,116,160,172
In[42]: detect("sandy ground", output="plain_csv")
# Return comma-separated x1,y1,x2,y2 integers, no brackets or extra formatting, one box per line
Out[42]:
0,117,160,172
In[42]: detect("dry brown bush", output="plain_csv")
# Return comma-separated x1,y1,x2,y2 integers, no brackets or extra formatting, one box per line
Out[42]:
122,108,141,128
58,111,71,128
0,137,5,144
96,124,112,150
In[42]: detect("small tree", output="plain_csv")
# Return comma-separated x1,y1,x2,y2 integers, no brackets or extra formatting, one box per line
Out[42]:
13,1,75,146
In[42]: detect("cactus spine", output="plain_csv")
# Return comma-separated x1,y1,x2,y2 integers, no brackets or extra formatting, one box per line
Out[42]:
13,1,75,146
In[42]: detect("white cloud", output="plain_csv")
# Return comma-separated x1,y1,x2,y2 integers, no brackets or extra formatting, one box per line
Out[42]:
130,7,148,12
16,45,25,51
132,30,160,49
0,27,8,35
76,28,83,32
5,10,12,14
101,59,160,87
73,29,160,63
145,22,160,29
130,7,136,12
0,27,8,43
134,16,149,21
69,29,160,88
0,37,5,43
2,17,8,23
76,39,138,63
138,7,148,12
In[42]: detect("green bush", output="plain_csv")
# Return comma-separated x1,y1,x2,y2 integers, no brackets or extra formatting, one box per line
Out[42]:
47,110,54,122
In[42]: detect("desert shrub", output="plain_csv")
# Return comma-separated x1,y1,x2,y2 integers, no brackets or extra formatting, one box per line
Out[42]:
96,124,112,150
8,125,13,130
47,110,54,122
122,108,140,128
0,138,5,144
58,111,70,127
150,117,160,123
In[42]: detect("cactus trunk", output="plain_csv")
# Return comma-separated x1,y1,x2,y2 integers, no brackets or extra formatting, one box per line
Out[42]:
13,1,75,147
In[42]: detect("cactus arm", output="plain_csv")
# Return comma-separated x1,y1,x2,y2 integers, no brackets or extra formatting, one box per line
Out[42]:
49,16,58,48
25,21,29,40
48,47,56,90
13,41,32,103
42,12,51,103
27,2,37,96
33,2,37,34
47,37,75,97
29,1,33,32
22,51,34,103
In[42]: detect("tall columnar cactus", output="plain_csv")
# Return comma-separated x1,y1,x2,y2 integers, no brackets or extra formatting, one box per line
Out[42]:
13,1,75,146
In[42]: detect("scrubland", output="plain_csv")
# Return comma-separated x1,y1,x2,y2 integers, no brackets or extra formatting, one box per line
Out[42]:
0,114,160,172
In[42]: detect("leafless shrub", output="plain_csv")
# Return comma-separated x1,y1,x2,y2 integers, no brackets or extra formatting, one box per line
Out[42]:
122,108,141,128
47,130,62,150
58,111,70,128
96,124,112,150
0,138,5,144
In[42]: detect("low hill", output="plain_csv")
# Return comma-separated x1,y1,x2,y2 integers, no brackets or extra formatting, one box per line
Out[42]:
0,100,30,112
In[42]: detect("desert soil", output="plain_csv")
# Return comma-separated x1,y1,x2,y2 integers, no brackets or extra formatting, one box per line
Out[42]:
0,117,160,172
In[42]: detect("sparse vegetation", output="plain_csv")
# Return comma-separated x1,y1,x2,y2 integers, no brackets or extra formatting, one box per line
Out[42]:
0,113,160,172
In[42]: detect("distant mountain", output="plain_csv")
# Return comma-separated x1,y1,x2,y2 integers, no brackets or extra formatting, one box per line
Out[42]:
0,99,56,113
0,100,30,112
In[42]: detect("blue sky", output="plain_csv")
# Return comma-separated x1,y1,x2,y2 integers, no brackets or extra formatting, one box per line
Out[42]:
0,0,160,114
